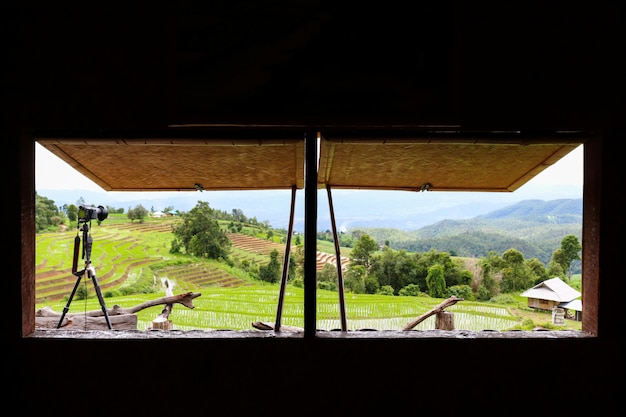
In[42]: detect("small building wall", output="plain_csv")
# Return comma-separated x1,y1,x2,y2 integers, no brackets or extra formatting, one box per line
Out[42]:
527,298,559,311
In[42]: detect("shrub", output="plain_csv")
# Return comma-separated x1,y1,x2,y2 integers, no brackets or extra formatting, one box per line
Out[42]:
446,284,475,300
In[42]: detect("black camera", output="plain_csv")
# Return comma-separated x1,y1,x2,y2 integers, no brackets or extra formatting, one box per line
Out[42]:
78,205,108,222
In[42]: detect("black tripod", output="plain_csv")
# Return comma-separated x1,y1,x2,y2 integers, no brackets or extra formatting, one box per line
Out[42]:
57,220,112,329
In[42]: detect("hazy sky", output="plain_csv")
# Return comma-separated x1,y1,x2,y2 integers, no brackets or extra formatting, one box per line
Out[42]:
35,142,583,191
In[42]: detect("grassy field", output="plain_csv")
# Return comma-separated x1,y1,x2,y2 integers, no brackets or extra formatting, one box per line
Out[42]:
35,215,582,332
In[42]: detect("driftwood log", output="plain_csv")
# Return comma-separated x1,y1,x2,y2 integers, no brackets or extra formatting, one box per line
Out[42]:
35,291,202,330
402,296,463,331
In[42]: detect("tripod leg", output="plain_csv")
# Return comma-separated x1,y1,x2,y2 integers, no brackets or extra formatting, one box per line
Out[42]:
57,274,83,329
91,273,112,330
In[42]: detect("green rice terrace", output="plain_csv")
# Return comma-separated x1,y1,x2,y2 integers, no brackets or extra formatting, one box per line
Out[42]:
35,216,579,332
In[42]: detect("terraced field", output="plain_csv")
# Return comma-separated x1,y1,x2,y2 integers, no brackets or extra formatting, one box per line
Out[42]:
36,219,348,304
35,225,167,304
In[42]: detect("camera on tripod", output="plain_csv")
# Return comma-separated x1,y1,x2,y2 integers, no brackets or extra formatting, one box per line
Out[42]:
78,205,108,222
57,202,113,329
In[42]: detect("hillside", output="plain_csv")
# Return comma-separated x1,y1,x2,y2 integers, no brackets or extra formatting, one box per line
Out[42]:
352,198,582,266
35,220,346,304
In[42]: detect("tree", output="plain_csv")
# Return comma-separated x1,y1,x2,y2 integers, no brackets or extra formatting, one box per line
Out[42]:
368,248,417,294
377,285,394,296
258,249,281,283
558,234,582,281
350,234,378,269
478,252,500,300
35,192,65,232
170,201,231,259
500,248,533,292
317,262,338,286
66,204,78,223
426,264,446,298
344,264,367,294
526,257,548,285
547,258,565,279
127,204,149,223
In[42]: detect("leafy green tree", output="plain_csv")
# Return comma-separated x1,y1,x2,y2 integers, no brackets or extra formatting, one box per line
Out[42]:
317,262,338,285
478,251,502,299
500,248,533,292
127,204,149,223
547,258,565,279
344,264,367,294
35,192,64,232
426,264,446,298
231,208,246,223
414,249,467,290
350,233,378,269
526,257,548,285
258,249,281,283
369,248,418,294
364,274,380,294
170,201,231,259
557,234,582,281
66,204,78,223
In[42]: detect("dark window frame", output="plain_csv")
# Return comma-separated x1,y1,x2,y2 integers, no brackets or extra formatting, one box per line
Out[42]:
21,132,600,339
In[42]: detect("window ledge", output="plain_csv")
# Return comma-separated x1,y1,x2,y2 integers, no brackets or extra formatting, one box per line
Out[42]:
27,329,593,340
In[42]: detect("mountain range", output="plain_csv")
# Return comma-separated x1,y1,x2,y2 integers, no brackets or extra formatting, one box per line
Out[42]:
357,197,582,266
38,182,582,233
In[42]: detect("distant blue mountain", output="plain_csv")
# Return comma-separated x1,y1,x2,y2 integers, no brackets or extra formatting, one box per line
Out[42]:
38,182,582,232
358,198,582,265
477,198,582,221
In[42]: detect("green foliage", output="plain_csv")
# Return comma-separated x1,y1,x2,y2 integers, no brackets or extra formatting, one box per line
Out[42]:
398,283,426,297
318,281,338,291
426,264,446,298
66,204,78,223
35,192,67,232
499,248,533,292
170,201,231,259
344,264,367,294
258,249,281,283
556,234,582,281
377,285,394,296
75,284,89,300
350,233,378,268
489,293,517,305
446,284,474,300
317,262,338,284
127,204,149,223
354,198,582,268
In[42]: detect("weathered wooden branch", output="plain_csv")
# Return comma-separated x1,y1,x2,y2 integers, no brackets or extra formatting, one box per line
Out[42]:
402,296,464,331
35,291,201,330
36,291,202,318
